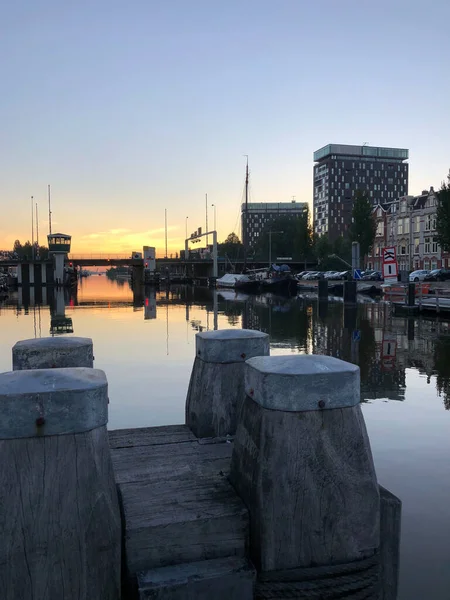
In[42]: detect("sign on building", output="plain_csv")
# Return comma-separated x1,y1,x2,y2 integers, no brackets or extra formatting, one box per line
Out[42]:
382,246,398,283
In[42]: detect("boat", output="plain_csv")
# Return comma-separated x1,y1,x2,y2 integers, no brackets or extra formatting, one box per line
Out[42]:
259,265,297,296
216,273,260,292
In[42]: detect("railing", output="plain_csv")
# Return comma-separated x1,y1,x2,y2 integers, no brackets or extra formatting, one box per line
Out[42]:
68,254,136,260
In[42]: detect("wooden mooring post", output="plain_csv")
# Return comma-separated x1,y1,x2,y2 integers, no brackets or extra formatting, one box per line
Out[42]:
230,354,380,573
0,368,121,600
185,329,269,438
12,336,94,370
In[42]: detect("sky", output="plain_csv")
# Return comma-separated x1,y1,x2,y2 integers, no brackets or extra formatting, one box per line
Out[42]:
1,0,449,255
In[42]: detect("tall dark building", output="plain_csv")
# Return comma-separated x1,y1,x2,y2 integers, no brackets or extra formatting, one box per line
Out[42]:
241,201,308,249
313,144,409,241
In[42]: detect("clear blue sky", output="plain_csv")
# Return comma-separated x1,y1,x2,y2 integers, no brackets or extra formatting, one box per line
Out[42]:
1,0,449,253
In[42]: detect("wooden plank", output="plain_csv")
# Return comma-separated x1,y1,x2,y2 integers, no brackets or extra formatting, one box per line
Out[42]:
138,556,255,600
122,475,248,573
112,437,233,485
116,439,247,575
109,424,196,449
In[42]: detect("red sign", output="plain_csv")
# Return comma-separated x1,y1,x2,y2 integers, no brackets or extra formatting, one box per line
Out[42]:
382,246,398,282
383,247,397,263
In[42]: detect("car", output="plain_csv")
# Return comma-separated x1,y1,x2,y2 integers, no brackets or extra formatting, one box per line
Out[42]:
323,271,340,280
423,268,450,282
303,271,321,280
337,270,352,280
409,269,430,282
362,270,383,281
295,271,310,280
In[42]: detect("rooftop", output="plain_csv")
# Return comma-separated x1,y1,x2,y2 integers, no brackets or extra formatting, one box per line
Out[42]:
314,144,409,162
241,201,308,212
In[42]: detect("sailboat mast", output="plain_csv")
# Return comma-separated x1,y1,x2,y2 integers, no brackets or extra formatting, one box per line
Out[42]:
243,156,249,269
48,184,52,235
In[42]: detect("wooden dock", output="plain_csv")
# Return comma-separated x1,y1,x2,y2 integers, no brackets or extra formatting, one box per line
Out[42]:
109,425,254,598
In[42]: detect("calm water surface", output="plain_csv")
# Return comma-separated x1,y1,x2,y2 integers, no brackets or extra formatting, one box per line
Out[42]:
1,276,449,600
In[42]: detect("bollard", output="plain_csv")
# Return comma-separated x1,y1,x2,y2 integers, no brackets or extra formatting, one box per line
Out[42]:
0,368,121,600
230,354,380,572
12,336,94,370
407,282,415,307
318,278,328,300
343,280,357,304
185,329,270,438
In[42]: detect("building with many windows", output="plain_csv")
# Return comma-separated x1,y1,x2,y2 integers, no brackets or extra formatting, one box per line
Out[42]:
367,188,447,272
241,201,308,249
313,144,409,241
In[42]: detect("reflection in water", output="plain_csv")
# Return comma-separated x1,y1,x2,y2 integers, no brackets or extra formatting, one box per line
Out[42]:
2,280,450,409
1,278,450,598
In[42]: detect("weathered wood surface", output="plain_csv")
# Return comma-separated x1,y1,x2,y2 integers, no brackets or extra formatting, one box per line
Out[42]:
138,556,256,599
109,427,248,577
230,396,380,572
0,426,121,600
109,424,196,449
186,359,248,438
379,485,402,600
12,336,94,370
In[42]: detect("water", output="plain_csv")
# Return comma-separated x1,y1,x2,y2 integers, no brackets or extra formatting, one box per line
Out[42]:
1,276,449,600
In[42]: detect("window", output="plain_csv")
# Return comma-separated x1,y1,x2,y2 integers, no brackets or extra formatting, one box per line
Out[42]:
404,219,410,234
345,183,350,189
414,238,420,254
376,221,384,236
432,238,439,253
425,215,432,231
431,259,438,270
424,259,430,270
414,217,420,232
397,219,403,235
425,237,431,254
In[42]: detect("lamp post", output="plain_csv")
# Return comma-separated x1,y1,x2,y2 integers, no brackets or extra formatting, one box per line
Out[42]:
268,231,284,268
211,204,216,232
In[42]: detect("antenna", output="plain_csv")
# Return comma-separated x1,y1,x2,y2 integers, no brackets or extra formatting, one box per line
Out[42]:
48,184,52,235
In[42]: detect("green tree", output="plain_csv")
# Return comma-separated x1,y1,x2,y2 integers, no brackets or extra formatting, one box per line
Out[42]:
11,239,49,260
251,209,313,263
312,234,332,266
349,190,376,258
436,171,450,252
218,232,243,260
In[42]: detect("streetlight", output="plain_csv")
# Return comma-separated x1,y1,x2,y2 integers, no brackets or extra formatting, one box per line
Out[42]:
211,204,216,232
268,231,284,268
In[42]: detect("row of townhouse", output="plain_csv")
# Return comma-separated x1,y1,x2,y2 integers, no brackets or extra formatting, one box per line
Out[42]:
367,187,448,272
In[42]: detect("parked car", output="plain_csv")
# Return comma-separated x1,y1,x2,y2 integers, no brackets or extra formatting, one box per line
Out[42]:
295,271,310,280
409,269,430,282
423,268,450,282
303,271,321,280
362,270,383,281
323,271,340,280
337,270,352,280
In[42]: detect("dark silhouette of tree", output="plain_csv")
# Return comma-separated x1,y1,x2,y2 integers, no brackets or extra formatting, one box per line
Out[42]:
349,190,376,258
218,232,243,260
436,171,450,252
251,208,313,263
12,240,49,260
